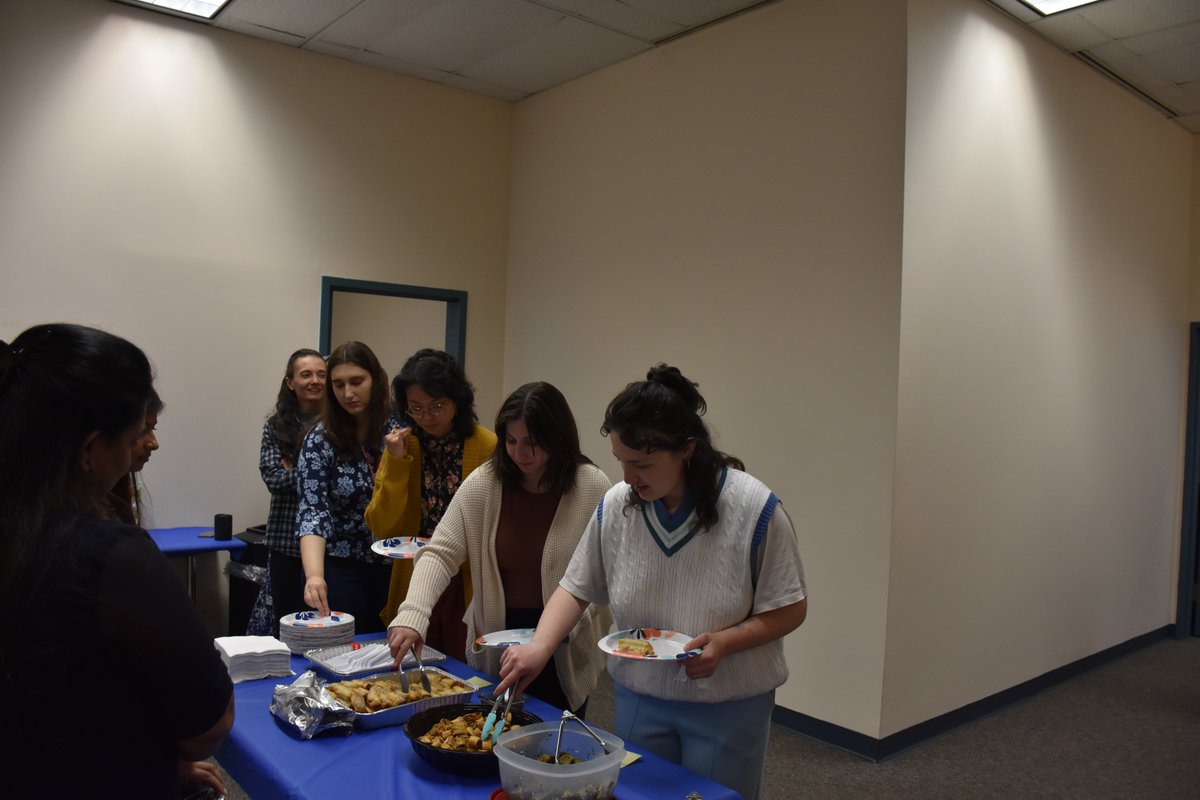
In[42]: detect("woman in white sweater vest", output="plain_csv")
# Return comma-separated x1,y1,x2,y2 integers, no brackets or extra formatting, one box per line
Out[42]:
387,382,612,713
498,364,807,800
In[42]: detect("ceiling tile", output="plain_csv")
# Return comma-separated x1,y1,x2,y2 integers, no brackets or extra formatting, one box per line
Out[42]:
1079,0,1200,40
1174,110,1200,132
1139,41,1200,84
460,14,649,94
1030,13,1112,51
537,0,685,41
1151,81,1200,114
216,0,360,39
1117,18,1200,54
619,0,765,28
368,0,563,73
309,0,443,50
442,73,529,101
215,16,307,46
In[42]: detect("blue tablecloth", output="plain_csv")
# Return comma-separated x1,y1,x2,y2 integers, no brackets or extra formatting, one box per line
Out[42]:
217,640,741,800
148,526,248,558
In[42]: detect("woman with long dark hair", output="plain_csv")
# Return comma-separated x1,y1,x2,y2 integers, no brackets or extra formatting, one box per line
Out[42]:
387,382,611,713
0,324,233,799
103,387,164,526
261,348,326,623
296,341,398,632
498,364,808,800
364,348,496,659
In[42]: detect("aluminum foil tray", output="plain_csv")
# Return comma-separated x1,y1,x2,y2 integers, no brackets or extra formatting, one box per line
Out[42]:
324,667,476,730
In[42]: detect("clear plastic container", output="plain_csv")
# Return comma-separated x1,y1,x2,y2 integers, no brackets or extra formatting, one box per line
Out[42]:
494,720,624,800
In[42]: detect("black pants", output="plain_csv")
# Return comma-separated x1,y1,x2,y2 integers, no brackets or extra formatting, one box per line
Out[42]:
323,556,391,634
269,551,307,635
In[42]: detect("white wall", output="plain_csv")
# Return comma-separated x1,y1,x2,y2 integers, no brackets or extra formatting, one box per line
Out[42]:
506,0,909,736
0,0,512,631
884,0,1193,735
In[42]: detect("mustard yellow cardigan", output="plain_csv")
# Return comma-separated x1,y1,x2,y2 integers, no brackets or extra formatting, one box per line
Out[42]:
365,424,497,625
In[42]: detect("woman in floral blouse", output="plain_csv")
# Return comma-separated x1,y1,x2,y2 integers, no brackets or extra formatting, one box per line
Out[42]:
296,341,399,633
365,349,495,658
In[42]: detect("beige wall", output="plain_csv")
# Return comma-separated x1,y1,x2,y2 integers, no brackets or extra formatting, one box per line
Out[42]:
0,0,511,631
507,0,908,735
2,0,1195,742
885,0,1193,735
1192,135,1200,321
329,293,448,385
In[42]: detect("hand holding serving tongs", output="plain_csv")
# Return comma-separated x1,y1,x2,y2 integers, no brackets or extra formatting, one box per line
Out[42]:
480,685,516,744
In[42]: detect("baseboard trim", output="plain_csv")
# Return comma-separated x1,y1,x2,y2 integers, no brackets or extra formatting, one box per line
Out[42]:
771,625,1172,762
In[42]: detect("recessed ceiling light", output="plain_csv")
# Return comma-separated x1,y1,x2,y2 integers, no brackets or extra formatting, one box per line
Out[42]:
1018,0,1104,15
116,0,233,22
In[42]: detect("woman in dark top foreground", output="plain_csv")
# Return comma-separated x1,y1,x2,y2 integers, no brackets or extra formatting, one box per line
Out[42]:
0,323,234,799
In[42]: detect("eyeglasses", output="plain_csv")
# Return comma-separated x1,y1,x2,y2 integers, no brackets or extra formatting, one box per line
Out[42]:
406,400,450,419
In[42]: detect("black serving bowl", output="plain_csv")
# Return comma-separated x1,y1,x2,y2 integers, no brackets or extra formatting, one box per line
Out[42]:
403,703,542,777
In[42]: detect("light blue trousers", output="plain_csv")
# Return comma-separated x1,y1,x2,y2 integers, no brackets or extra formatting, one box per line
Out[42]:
613,682,775,800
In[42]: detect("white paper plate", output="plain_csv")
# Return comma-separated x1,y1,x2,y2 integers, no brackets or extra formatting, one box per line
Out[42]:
280,611,355,628
474,628,537,648
598,628,701,660
370,537,431,559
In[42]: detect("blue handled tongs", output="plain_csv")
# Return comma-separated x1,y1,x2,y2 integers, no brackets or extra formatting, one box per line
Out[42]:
480,685,515,743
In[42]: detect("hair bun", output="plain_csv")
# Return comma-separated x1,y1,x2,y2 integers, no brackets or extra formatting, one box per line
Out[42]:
646,363,706,416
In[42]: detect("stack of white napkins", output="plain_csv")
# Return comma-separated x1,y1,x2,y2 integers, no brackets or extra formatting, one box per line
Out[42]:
214,636,294,683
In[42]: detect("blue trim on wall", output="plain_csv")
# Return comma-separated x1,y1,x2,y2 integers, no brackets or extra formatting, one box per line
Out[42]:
318,276,469,365
771,626,1171,762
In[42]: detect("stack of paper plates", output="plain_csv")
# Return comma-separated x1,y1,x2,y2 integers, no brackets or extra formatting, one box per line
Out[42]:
279,611,355,654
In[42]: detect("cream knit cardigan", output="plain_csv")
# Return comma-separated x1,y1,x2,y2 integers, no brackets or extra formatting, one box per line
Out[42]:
390,461,613,710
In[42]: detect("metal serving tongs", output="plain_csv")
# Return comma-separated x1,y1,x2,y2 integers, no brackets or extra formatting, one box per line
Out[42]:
410,645,433,694
481,685,515,743
553,709,611,764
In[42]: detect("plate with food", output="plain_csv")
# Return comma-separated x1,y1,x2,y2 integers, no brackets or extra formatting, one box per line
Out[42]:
475,628,537,648
598,628,701,660
371,537,431,559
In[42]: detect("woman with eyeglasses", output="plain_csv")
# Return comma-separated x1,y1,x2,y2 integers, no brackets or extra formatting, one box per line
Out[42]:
386,382,611,714
365,348,496,660
496,364,807,800
296,341,399,632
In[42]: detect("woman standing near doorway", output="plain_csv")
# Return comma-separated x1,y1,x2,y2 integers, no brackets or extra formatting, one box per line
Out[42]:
260,348,326,625
296,341,398,632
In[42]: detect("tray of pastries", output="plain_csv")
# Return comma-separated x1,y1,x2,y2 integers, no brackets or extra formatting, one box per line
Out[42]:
323,667,475,729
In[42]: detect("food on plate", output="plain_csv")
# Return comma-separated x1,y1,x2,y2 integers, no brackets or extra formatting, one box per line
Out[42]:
326,672,469,713
615,637,654,657
418,711,524,752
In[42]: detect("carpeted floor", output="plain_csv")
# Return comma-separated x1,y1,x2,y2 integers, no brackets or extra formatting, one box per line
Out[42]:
216,636,1200,799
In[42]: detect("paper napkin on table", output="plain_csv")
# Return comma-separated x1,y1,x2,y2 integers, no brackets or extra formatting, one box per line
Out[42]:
214,635,293,683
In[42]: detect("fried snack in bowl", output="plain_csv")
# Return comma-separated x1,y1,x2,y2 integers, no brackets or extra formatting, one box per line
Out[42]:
404,703,543,776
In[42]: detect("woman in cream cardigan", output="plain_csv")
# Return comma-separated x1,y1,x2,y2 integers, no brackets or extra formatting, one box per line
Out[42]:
387,382,611,713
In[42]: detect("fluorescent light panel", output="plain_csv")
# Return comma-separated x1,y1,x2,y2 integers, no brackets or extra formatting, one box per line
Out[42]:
1019,0,1104,15
119,0,231,21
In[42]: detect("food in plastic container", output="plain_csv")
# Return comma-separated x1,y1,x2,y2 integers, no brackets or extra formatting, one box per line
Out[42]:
495,721,625,800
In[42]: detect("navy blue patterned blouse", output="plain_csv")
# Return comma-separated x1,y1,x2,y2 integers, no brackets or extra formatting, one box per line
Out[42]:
295,416,399,563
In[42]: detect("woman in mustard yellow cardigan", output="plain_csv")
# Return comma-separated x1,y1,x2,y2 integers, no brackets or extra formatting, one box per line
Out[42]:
365,349,496,660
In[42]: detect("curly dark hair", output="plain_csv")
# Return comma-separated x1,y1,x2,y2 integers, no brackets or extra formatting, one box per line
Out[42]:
601,364,743,532
491,382,592,494
267,348,324,462
392,349,478,441
321,341,389,461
